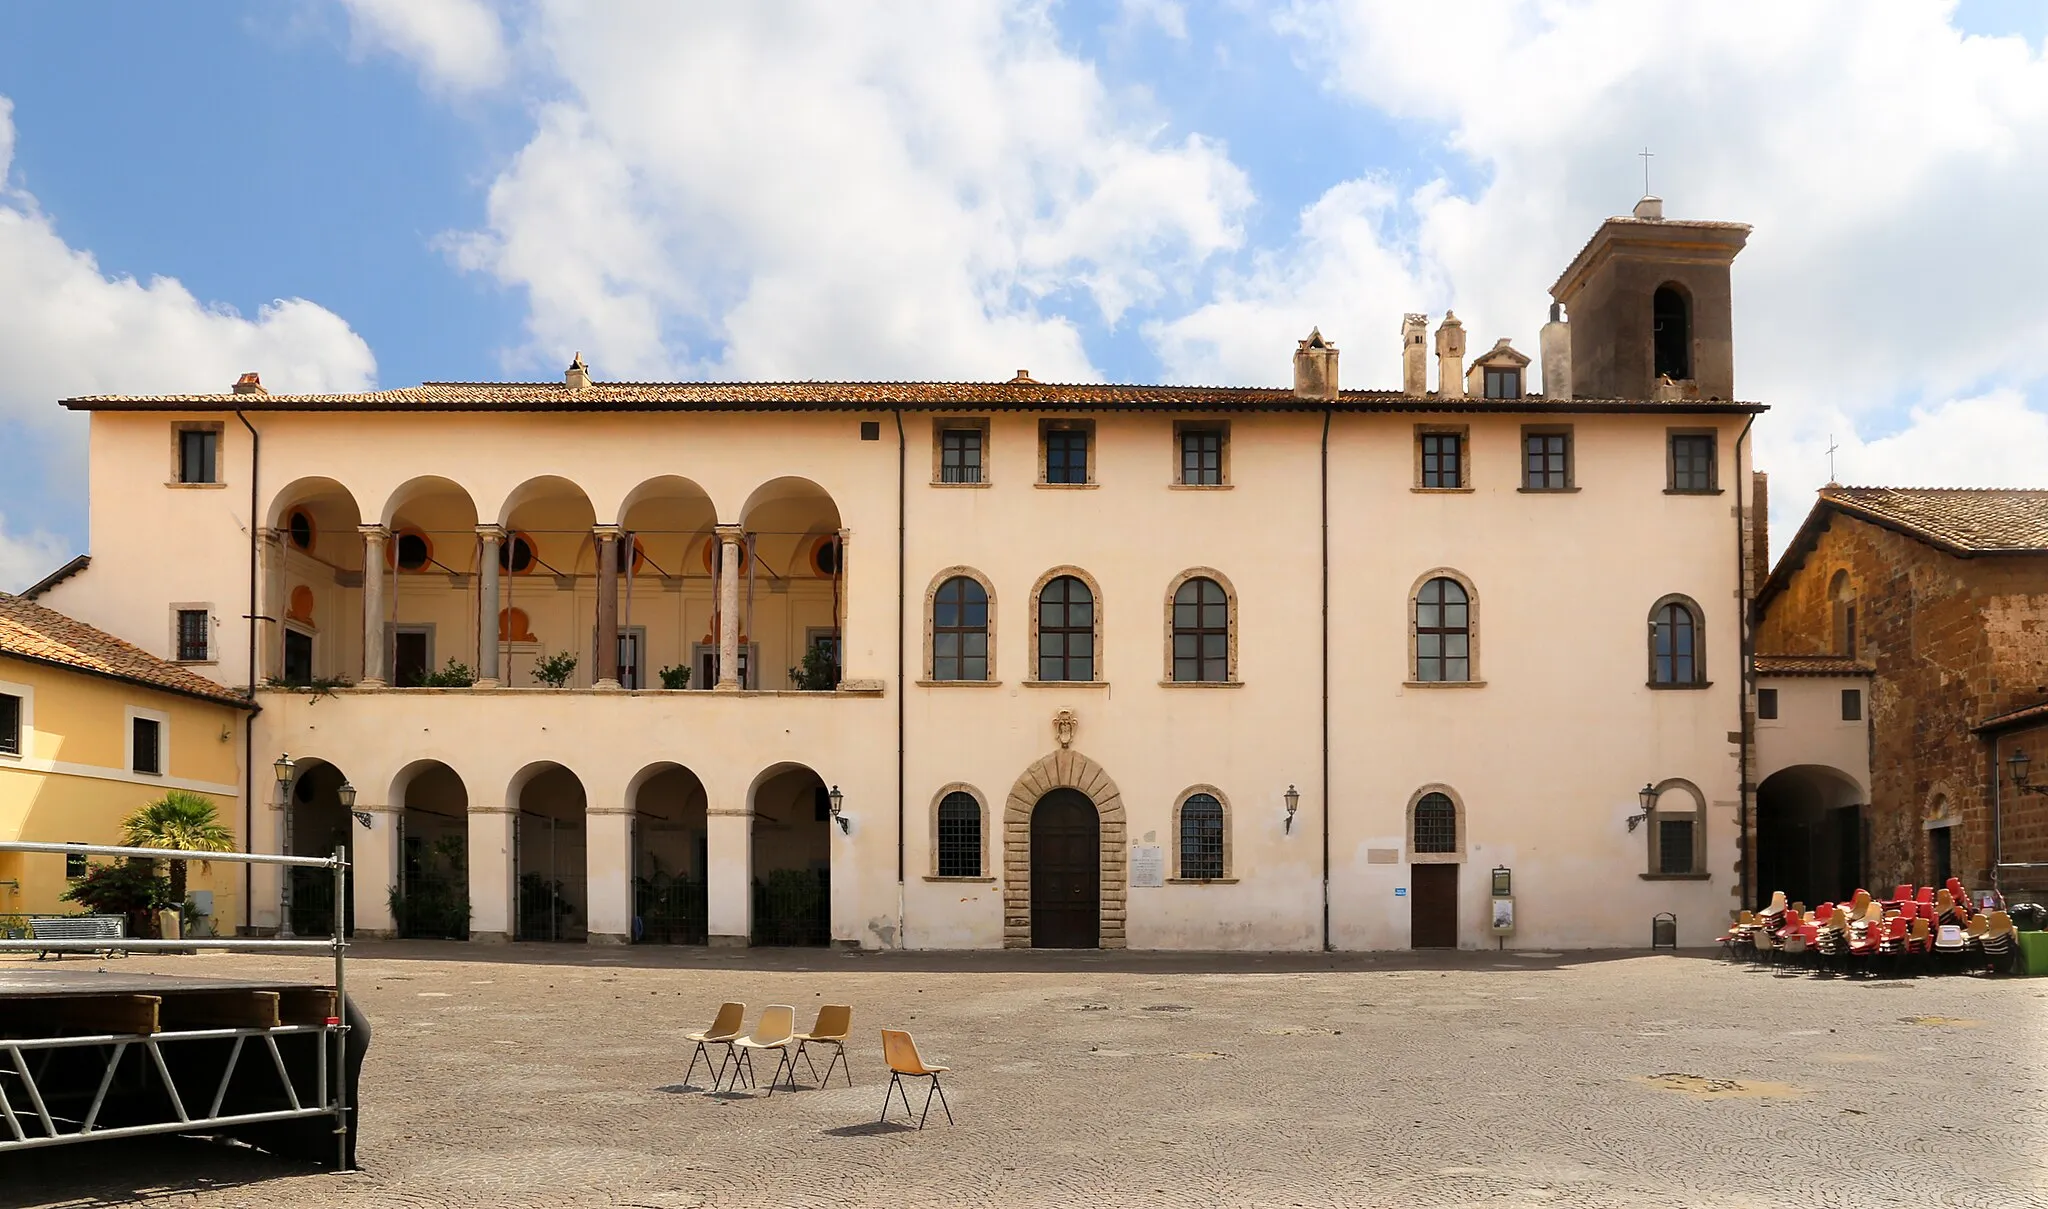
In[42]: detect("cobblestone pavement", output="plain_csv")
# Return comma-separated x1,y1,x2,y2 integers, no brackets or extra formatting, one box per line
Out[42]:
4,944,2046,1208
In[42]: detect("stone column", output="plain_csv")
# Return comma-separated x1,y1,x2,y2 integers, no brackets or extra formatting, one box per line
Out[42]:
358,525,390,687
586,806,633,944
477,525,504,687
593,525,622,689
352,804,401,938
705,805,752,946
260,528,287,681
714,524,744,689
469,805,517,943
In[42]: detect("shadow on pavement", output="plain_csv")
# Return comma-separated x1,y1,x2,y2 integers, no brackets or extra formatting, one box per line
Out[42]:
0,1135,320,1207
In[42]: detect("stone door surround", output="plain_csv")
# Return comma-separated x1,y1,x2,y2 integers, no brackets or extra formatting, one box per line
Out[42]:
1003,749,1127,948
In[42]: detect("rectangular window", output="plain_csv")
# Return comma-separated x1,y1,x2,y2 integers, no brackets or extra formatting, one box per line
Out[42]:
175,608,210,661
0,692,19,755
283,629,315,685
1045,427,1090,484
1421,432,1463,488
132,717,162,775
1658,818,1696,875
1521,428,1571,490
617,629,644,690
1669,433,1717,492
1841,688,1862,721
695,644,755,690
1178,427,1224,486
939,427,983,483
66,847,87,879
1483,366,1522,399
177,427,219,484
1756,687,1778,720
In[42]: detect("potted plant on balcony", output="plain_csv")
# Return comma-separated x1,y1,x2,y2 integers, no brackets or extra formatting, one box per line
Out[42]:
533,650,578,688
420,658,476,687
658,663,691,690
786,645,839,692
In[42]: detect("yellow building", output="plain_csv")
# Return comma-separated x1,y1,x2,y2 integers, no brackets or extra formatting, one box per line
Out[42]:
0,590,253,930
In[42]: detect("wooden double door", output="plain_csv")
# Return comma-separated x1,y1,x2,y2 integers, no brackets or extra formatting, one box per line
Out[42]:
1410,863,1458,949
1030,790,1100,948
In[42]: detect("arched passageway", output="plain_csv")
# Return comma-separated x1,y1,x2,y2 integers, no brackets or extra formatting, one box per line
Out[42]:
394,761,469,939
749,764,831,945
499,477,598,688
286,758,353,936
380,477,480,686
632,763,708,944
515,764,588,941
739,478,845,691
265,478,362,685
1756,764,1866,909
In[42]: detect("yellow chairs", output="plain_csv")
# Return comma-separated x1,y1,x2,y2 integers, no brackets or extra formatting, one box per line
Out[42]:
683,1002,745,1091
879,1029,952,1129
730,1005,800,1096
794,1004,854,1088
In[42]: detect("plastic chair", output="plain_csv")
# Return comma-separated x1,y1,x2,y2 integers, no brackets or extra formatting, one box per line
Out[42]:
879,1029,952,1129
683,1002,746,1091
794,1004,854,1088
730,1005,801,1096
1916,886,1935,908
1890,884,1914,905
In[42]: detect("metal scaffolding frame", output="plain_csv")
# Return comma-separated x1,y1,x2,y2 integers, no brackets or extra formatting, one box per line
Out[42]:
0,840,352,1170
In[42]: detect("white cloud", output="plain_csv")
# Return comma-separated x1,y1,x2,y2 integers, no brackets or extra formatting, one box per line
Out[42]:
0,516,69,595
337,0,511,93
438,0,1252,380
1117,0,1189,42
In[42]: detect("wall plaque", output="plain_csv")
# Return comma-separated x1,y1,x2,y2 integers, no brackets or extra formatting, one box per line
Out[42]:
1130,845,1165,887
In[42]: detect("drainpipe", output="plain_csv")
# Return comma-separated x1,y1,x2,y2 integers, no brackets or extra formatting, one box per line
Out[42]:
234,410,261,931
1320,408,1332,951
1734,412,1756,912
1990,732,2001,895
894,410,907,944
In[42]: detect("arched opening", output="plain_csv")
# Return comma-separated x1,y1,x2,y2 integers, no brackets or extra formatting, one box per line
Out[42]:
1030,789,1100,948
380,477,480,687
748,763,831,946
739,478,845,690
1652,284,1691,381
514,763,587,941
286,758,353,937
1756,764,1866,908
631,763,709,944
498,478,598,688
392,760,468,940
265,478,363,685
616,478,716,692
1829,570,1857,657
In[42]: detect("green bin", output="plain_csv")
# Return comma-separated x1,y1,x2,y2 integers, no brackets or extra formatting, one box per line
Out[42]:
2017,930,2048,976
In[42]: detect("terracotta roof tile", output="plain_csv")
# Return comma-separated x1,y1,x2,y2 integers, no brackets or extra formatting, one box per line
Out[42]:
0,593,253,709
1753,654,1874,677
1817,487,2048,555
1974,698,2048,734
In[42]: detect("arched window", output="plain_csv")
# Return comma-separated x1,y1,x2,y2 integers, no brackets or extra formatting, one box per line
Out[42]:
1177,792,1225,879
390,528,433,572
936,790,982,877
1414,577,1470,682
1645,779,1705,876
1172,577,1229,682
1037,575,1095,681
1653,284,1691,380
500,531,539,575
1413,792,1457,854
932,576,989,682
1829,570,1856,657
286,508,316,552
1650,596,1705,686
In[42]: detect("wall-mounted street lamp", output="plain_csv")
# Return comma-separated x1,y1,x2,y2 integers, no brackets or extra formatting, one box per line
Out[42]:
1283,784,1300,834
274,753,298,939
2010,748,2047,797
828,784,849,834
341,780,372,829
1627,782,1657,833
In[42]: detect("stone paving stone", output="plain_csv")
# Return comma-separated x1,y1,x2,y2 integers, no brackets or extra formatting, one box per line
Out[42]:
3,944,2045,1208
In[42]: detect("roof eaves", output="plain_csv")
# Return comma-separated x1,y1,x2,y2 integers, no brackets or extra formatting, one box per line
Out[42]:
1972,699,2048,735
0,648,257,711
21,554,89,600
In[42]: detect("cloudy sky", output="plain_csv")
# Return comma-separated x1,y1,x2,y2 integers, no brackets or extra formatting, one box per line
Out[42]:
2,0,2045,589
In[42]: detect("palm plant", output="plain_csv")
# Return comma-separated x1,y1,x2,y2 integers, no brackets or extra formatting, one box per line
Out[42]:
121,790,236,906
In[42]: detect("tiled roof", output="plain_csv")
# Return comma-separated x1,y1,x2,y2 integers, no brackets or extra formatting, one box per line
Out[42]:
1817,486,2048,555
59,379,1764,415
21,554,88,600
1973,699,2048,735
1753,654,1873,677
0,593,253,709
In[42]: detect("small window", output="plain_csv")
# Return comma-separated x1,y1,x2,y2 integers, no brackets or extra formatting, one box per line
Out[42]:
940,428,984,484
1756,687,1778,720
286,508,315,551
1669,433,1716,492
392,530,433,572
1037,575,1094,681
132,717,162,775
1414,578,1470,682
810,536,841,577
500,532,539,575
1171,577,1229,683
1178,793,1224,879
1653,285,1691,381
284,629,315,685
1841,688,1862,722
1658,818,1696,875
932,576,989,682
1413,792,1457,854
0,692,20,756
1179,427,1224,486
1483,366,1522,399
860,421,881,441
65,847,87,879
177,427,219,484
1045,427,1090,484
175,609,210,662
1522,428,1571,490
1420,432,1463,489
937,792,981,877
1650,600,1703,686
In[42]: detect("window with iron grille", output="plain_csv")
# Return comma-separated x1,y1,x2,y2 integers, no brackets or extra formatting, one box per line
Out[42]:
1172,577,1229,682
1522,429,1570,490
1483,366,1521,399
1037,575,1094,681
1413,792,1457,854
1414,578,1470,682
1841,688,1862,721
932,576,989,681
1045,428,1089,483
940,428,983,483
132,717,161,776
1669,433,1716,492
1179,428,1223,485
1651,601,1701,685
0,692,19,756
1756,687,1778,720
937,792,981,877
177,427,218,484
1179,793,1224,879
175,609,210,661
66,847,87,879
1421,432,1463,488
1659,818,1696,875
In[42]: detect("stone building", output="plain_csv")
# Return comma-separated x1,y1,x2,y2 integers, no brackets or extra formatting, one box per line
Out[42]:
30,200,1766,950
1751,487,2048,905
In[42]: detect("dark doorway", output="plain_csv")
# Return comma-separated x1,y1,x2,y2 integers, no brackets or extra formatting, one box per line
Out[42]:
1652,285,1691,380
1410,864,1458,948
1930,825,1953,887
1030,789,1099,948
283,629,314,684
393,628,430,687
1755,766,1866,908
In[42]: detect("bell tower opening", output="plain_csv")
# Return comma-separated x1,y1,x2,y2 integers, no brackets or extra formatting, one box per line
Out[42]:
1652,285,1691,381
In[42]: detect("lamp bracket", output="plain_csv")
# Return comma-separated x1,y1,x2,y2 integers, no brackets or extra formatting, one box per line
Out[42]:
351,811,375,829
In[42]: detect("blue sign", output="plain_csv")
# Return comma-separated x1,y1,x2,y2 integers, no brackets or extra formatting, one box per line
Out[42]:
1394,887,1407,897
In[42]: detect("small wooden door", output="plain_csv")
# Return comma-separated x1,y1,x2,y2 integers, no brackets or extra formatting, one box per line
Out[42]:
1031,790,1100,948
1410,864,1458,949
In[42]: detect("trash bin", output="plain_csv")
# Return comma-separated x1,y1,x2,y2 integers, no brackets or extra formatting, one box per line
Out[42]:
1651,912,1677,950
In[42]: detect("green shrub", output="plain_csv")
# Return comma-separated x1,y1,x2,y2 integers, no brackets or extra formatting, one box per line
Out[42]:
657,663,691,690
420,658,476,687
533,650,578,688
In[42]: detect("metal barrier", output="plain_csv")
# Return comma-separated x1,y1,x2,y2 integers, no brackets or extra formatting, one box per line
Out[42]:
0,840,353,1170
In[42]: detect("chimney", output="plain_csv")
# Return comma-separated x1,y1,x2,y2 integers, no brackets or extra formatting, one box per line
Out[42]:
231,372,266,396
1633,195,1664,220
565,352,591,390
1749,471,1770,595
1433,313,1466,398
1292,329,1338,400
1539,302,1571,399
1010,369,1036,383
1401,314,1428,395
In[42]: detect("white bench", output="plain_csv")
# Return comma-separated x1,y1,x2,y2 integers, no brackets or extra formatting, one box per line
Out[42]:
28,915,126,959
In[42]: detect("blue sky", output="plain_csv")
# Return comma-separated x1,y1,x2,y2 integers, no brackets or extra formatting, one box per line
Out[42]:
2,1,2046,588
